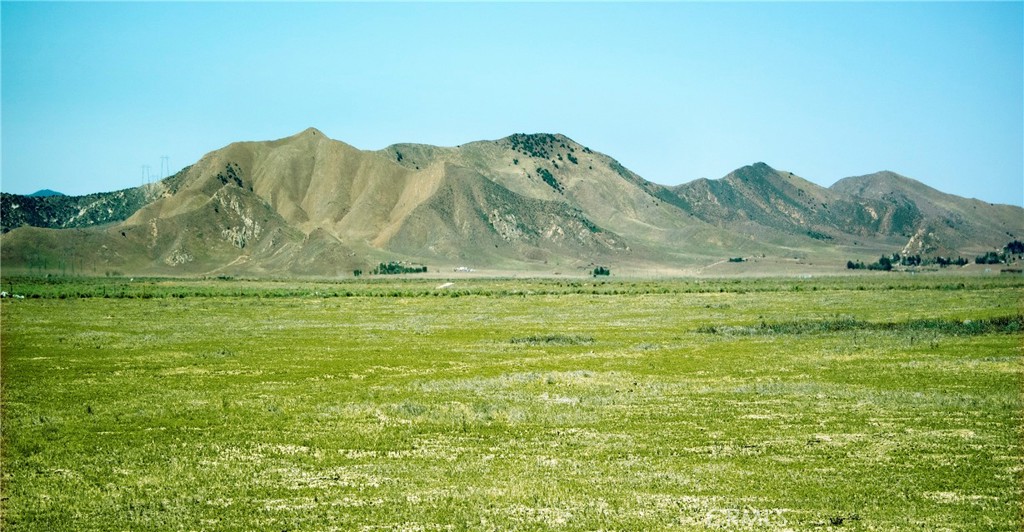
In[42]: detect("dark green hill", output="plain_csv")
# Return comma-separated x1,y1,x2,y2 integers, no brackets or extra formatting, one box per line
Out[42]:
2,184,163,234
28,189,65,197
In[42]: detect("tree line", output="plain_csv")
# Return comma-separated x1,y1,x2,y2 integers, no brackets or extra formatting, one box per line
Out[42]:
975,240,1023,265
371,262,428,275
847,240,1022,271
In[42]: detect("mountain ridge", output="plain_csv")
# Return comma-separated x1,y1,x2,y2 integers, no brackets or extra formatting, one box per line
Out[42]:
2,128,1020,276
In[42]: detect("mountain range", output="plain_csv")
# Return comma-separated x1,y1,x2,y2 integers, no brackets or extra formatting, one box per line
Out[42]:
2,128,1020,277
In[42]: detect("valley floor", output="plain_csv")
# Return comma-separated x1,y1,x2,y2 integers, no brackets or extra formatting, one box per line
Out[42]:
1,276,1021,530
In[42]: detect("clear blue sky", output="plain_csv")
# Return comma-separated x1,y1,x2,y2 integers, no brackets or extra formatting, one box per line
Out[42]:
3,2,1022,206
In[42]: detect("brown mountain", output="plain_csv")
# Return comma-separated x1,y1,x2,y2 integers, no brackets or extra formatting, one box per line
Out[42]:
831,171,1022,256
2,128,1021,276
669,163,1021,257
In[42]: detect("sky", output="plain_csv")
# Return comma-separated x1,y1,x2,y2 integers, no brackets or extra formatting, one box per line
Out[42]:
2,2,1022,206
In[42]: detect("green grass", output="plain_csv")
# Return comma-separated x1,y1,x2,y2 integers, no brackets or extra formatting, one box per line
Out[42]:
1,276,1021,530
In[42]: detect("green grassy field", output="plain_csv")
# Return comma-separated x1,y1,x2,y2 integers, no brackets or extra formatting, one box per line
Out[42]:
1,276,1022,530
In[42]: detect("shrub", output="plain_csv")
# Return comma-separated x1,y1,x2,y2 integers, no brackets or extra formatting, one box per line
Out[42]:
372,262,428,275
509,334,595,346
975,251,1003,265
537,167,562,192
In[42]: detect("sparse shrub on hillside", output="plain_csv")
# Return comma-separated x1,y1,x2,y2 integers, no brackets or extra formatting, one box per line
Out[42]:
536,167,562,193
507,133,556,159
806,230,832,241
215,163,243,188
608,160,636,182
728,257,745,263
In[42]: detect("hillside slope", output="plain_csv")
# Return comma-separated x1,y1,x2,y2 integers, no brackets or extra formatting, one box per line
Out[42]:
831,171,1022,255
3,129,682,275
1,181,174,234
670,163,1021,256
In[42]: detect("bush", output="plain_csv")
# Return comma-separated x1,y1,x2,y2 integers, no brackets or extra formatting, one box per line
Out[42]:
933,256,968,267
372,262,427,275
509,334,594,346
536,167,562,192
975,251,1003,265
846,255,892,270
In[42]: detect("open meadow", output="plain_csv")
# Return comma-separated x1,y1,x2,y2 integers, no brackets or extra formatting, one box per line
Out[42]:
1,275,1022,530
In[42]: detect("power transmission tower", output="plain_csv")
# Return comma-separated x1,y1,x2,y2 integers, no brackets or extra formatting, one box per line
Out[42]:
160,155,169,179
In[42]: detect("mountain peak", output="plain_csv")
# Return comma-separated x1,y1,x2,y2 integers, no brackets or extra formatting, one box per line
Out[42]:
497,133,587,162
273,127,325,143
29,189,65,197
726,162,778,183
265,127,334,149
830,171,932,200
501,132,570,143
297,127,324,138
